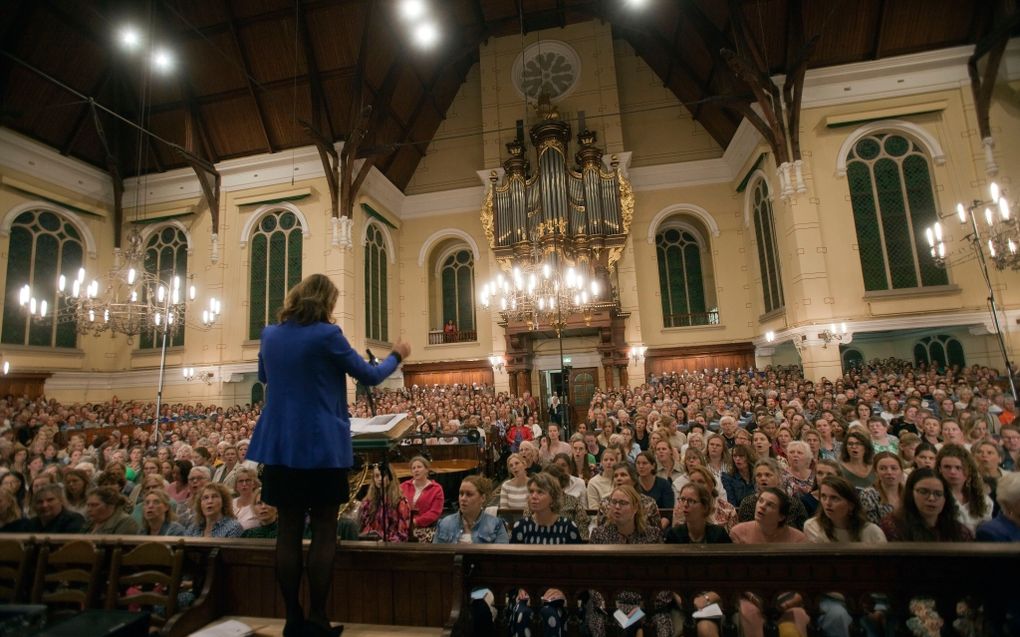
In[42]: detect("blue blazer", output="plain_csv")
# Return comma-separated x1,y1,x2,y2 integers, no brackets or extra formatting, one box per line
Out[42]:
246,320,400,469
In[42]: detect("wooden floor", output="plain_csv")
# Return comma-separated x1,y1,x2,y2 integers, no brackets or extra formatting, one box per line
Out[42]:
202,617,444,636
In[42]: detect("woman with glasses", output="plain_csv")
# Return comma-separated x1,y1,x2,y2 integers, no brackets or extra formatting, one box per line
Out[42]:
666,482,732,544
232,467,261,530
879,468,971,541
723,444,757,508
838,430,876,489
359,463,410,542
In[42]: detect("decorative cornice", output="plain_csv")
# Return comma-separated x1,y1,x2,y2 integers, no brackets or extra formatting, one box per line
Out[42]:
0,129,114,205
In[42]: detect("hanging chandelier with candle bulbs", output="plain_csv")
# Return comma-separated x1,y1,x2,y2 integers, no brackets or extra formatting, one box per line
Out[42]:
19,228,221,342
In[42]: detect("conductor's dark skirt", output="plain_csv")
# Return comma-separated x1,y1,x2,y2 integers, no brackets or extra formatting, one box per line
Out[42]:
259,464,350,508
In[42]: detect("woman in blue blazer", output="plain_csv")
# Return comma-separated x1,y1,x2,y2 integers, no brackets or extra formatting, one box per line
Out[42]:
247,273,410,637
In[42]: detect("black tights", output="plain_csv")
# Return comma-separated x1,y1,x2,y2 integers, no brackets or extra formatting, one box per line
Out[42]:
276,503,340,629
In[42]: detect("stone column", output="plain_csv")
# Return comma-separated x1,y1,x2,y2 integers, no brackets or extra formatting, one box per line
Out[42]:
796,341,844,383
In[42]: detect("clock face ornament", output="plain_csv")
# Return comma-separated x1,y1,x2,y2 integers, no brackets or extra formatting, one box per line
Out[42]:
512,41,581,102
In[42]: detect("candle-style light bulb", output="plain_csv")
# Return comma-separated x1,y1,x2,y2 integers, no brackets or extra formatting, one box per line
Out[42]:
189,285,196,300
127,268,136,285
956,203,967,223
990,181,1000,202
58,275,66,292
999,197,1010,220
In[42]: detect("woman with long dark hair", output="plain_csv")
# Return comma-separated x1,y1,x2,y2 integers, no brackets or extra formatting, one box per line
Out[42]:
247,273,410,637
879,468,971,541
804,476,886,543
359,463,410,542
838,430,875,489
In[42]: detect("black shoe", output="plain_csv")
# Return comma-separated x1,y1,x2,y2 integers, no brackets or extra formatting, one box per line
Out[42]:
282,620,306,637
303,622,344,637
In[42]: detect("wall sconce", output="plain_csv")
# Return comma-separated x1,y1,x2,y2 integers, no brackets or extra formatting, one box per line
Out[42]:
765,331,775,343
0,356,9,375
817,322,848,348
182,367,214,385
629,345,647,362
488,355,505,372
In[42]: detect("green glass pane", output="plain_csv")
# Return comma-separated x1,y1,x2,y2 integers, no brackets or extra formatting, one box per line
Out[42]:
947,339,965,368
847,162,889,291
929,341,946,368
55,240,82,349
753,206,771,312
664,228,679,243
287,229,302,290
28,233,59,347
684,243,706,313
902,155,948,286
380,253,388,342
884,135,909,157
456,266,474,331
267,231,287,327
365,248,374,340
249,233,268,340
161,227,175,243
442,267,457,326
874,158,917,289
251,382,265,404
913,344,928,367
765,208,784,310
279,212,296,230
1,227,33,345
855,137,881,160
656,243,671,323
665,245,689,315
38,212,60,231
260,215,277,232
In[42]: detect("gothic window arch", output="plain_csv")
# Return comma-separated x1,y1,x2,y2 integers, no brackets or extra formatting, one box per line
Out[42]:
750,178,784,314
655,218,718,328
429,241,476,337
841,347,865,371
845,131,948,291
248,208,303,340
913,334,965,370
365,222,388,342
139,225,189,349
1,208,84,348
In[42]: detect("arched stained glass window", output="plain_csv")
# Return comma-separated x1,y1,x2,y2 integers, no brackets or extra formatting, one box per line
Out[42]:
441,249,475,333
846,132,948,291
249,210,303,340
913,334,965,370
751,178,784,313
365,223,388,342
140,226,188,349
1,209,84,348
656,226,710,328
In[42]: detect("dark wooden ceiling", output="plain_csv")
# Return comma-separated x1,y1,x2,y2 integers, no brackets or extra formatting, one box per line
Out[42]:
0,0,1006,192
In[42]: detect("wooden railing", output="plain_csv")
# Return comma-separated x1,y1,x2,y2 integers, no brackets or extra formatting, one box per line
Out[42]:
427,329,478,345
664,311,720,328
4,535,1018,637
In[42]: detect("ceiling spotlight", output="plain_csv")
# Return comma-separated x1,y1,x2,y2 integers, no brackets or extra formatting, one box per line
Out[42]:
119,26,141,50
412,22,439,48
624,0,650,7
399,0,427,21
152,48,174,73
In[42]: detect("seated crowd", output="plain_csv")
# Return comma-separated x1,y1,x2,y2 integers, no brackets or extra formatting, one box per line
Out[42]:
1,359,1019,635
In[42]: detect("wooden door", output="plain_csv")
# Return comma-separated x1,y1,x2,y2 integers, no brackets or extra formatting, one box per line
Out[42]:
568,367,597,431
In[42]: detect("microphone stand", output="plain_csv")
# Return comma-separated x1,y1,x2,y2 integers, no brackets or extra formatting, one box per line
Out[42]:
363,350,390,544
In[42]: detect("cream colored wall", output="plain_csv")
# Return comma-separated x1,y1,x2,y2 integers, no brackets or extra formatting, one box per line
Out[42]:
404,64,484,195
614,39,722,166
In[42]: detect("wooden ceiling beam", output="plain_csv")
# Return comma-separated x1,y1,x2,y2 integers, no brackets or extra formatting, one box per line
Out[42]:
871,0,888,59
349,0,375,127
169,0,364,41
221,0,274,154
61,68,113,156
297,0,335,142
145,68,357,116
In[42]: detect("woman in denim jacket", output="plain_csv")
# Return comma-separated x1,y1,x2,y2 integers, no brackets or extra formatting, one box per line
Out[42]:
434,475,508,544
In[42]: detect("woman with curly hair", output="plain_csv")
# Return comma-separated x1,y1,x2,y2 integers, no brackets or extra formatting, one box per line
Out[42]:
722,444,757,508
185,482,243,538
879,468,971,541
935,444,992,533
358,463,410,542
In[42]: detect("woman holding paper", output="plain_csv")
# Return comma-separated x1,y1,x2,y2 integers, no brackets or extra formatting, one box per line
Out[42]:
247,273,410,637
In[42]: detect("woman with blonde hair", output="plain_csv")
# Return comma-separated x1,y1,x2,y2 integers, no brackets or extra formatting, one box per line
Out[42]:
858,452,905,524
499,453,530,509
139,489,186,536
359,463,410,542
232,466,261,531
186,482,243,538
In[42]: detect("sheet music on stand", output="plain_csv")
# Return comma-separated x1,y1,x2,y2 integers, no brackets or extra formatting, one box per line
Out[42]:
351,413,413,441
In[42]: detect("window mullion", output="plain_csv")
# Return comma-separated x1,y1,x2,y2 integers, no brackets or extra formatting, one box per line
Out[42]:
867,156,893,289
900,152,924,285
